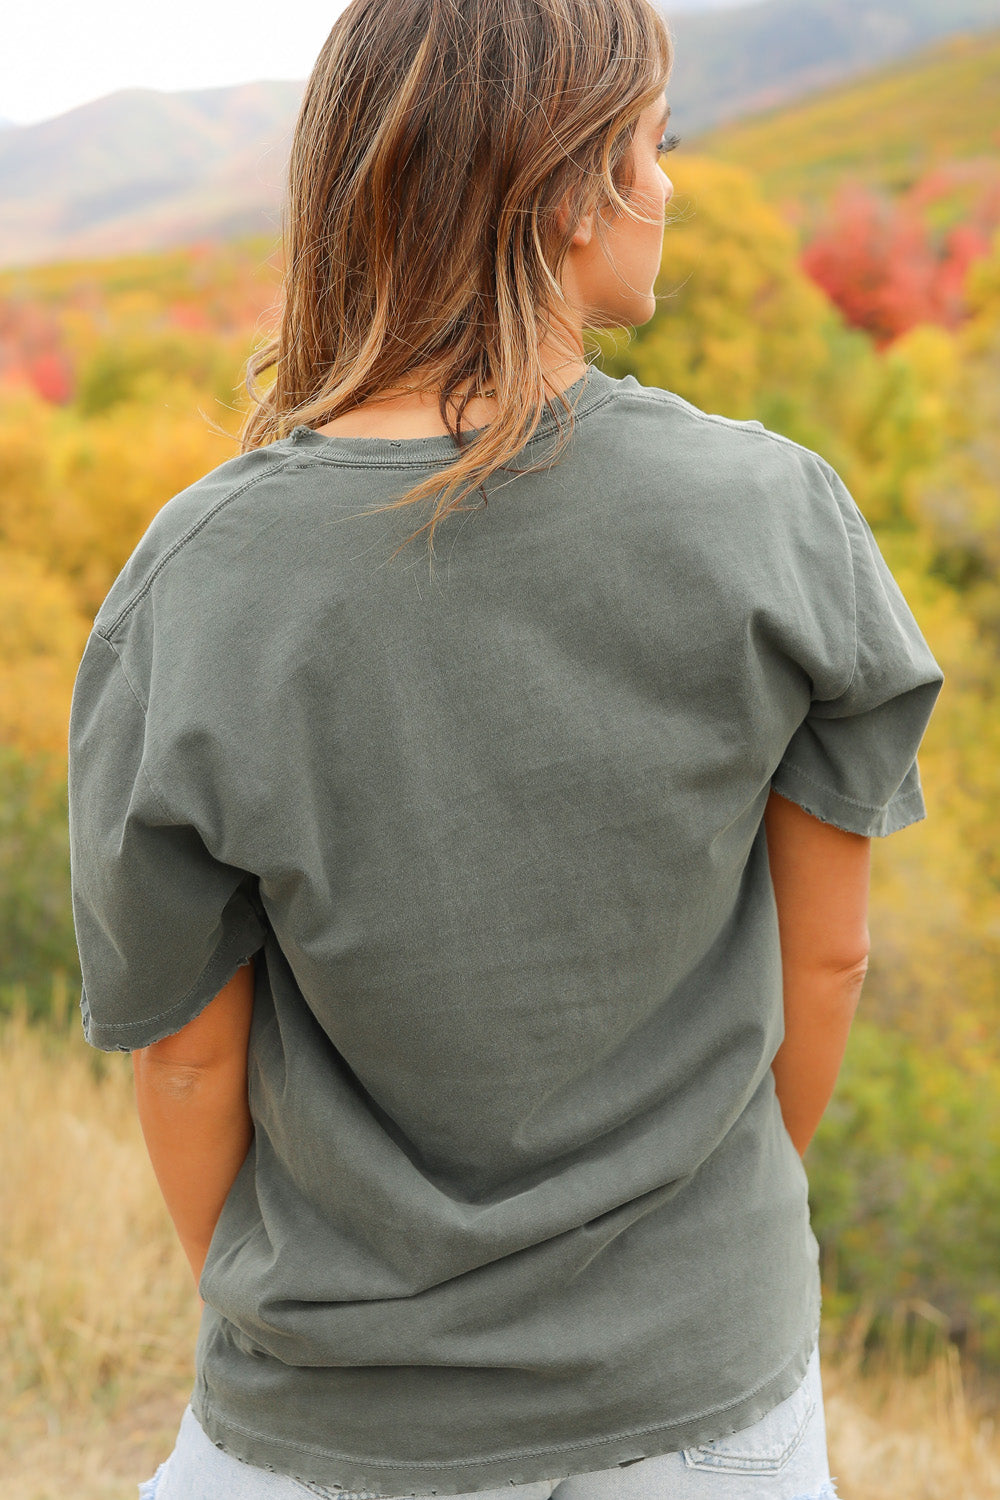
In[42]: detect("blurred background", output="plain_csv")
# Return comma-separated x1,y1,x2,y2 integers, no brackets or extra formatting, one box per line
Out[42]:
1,1,999,1495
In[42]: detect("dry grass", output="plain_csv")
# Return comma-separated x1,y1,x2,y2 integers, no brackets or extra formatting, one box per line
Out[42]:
2,1013,998,1500
822,1343,1000,1499
0,1010,200,1499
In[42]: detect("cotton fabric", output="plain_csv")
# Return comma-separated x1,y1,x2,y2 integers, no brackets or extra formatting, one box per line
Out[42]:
69,365,943,1495
139,1339,835,1499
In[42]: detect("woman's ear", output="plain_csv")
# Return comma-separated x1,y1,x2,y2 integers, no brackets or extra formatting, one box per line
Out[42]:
571,211,595,249
555,194,595,248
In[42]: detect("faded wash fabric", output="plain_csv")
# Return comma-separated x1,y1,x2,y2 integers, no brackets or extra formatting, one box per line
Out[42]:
69,364,943,1495
139,1339,836,1499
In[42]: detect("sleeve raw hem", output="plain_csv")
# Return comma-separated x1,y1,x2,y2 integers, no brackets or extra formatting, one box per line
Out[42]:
770,760,928,838
80,915,264,1053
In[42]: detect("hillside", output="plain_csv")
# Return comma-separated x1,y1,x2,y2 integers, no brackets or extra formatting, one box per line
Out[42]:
692,27,1000,213
2,0,1000,269
666,0,1000,132
0,81,302,270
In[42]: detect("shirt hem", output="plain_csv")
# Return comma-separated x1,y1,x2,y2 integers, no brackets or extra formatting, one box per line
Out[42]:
80,903,264,1053
770,760,927,838
190,1313,821,1496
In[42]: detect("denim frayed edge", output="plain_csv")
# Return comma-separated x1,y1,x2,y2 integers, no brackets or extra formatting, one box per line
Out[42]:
792,1481,839,1500
138,1460,169,1499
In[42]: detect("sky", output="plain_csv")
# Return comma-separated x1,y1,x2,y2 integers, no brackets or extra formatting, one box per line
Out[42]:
2,2,353,126
2,0,764,128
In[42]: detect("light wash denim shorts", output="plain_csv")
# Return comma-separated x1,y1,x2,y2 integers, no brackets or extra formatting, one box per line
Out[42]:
140,1341,837,1500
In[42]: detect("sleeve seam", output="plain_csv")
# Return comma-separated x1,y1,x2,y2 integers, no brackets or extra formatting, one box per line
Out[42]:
616,399,862,703
774,756,923,813
82,924,262,1037
93,454,297,639
94,634,174,823
812,458,860,702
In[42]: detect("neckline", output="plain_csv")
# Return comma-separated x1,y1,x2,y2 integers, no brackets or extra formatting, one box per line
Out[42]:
286,365,618,465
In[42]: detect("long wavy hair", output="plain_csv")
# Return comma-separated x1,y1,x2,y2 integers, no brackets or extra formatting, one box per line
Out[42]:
240,0,673,557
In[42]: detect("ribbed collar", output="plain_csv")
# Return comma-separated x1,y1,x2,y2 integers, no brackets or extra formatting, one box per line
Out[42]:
285,363,619,465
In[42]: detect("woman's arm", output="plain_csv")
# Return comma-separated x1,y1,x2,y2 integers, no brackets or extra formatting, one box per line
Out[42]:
763,789,872,1158
131,959,256,1290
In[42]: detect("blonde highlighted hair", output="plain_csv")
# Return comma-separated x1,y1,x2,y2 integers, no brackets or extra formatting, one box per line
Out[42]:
241,0,672,556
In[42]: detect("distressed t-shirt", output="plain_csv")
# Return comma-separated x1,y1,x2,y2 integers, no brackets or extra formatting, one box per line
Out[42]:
68,365,944,1496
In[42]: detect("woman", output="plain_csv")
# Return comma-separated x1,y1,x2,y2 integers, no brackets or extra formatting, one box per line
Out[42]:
67,2,944,1498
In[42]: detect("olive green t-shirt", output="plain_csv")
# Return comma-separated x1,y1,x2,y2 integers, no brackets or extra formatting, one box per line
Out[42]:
68,365,944,1495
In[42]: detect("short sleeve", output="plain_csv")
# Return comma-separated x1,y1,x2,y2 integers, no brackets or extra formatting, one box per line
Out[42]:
68,632,267,1052
770,460,945,838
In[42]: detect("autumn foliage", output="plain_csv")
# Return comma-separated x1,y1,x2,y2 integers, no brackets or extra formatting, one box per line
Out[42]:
2,141,999,1379
801,167,1000,345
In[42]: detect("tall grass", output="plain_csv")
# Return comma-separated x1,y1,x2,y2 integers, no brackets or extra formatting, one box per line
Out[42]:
2,998,998,1499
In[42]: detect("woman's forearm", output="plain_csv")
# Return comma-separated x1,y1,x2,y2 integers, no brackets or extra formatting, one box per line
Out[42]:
133,1051,253,1287
131,961,256,1289
771,960,867,1158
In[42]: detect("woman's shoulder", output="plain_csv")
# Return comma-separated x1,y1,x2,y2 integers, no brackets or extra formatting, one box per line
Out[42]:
609,373,816,463
91,437,306,644
601,372,848,532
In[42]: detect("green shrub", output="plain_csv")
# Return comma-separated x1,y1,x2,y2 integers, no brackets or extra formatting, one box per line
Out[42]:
0,746,80,1023
809,1015,1000,1369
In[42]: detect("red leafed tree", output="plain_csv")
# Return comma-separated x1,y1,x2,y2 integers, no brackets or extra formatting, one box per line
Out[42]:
0,298,75,404
801,171,998,347
168,299,211,333
23,349,75,404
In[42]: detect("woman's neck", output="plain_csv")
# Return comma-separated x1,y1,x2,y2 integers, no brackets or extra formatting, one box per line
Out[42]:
314,333,587,441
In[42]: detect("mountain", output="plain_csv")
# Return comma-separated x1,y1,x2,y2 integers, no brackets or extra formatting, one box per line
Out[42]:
691,27,1000,211
665,0,1000,133
1,0,998,269
0,81,302,270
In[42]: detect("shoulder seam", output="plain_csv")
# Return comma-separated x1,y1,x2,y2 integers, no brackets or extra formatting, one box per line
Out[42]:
91,634,174,820
96,454,298,640
809,457,861,702
627,391,861,699
622,388,814,453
